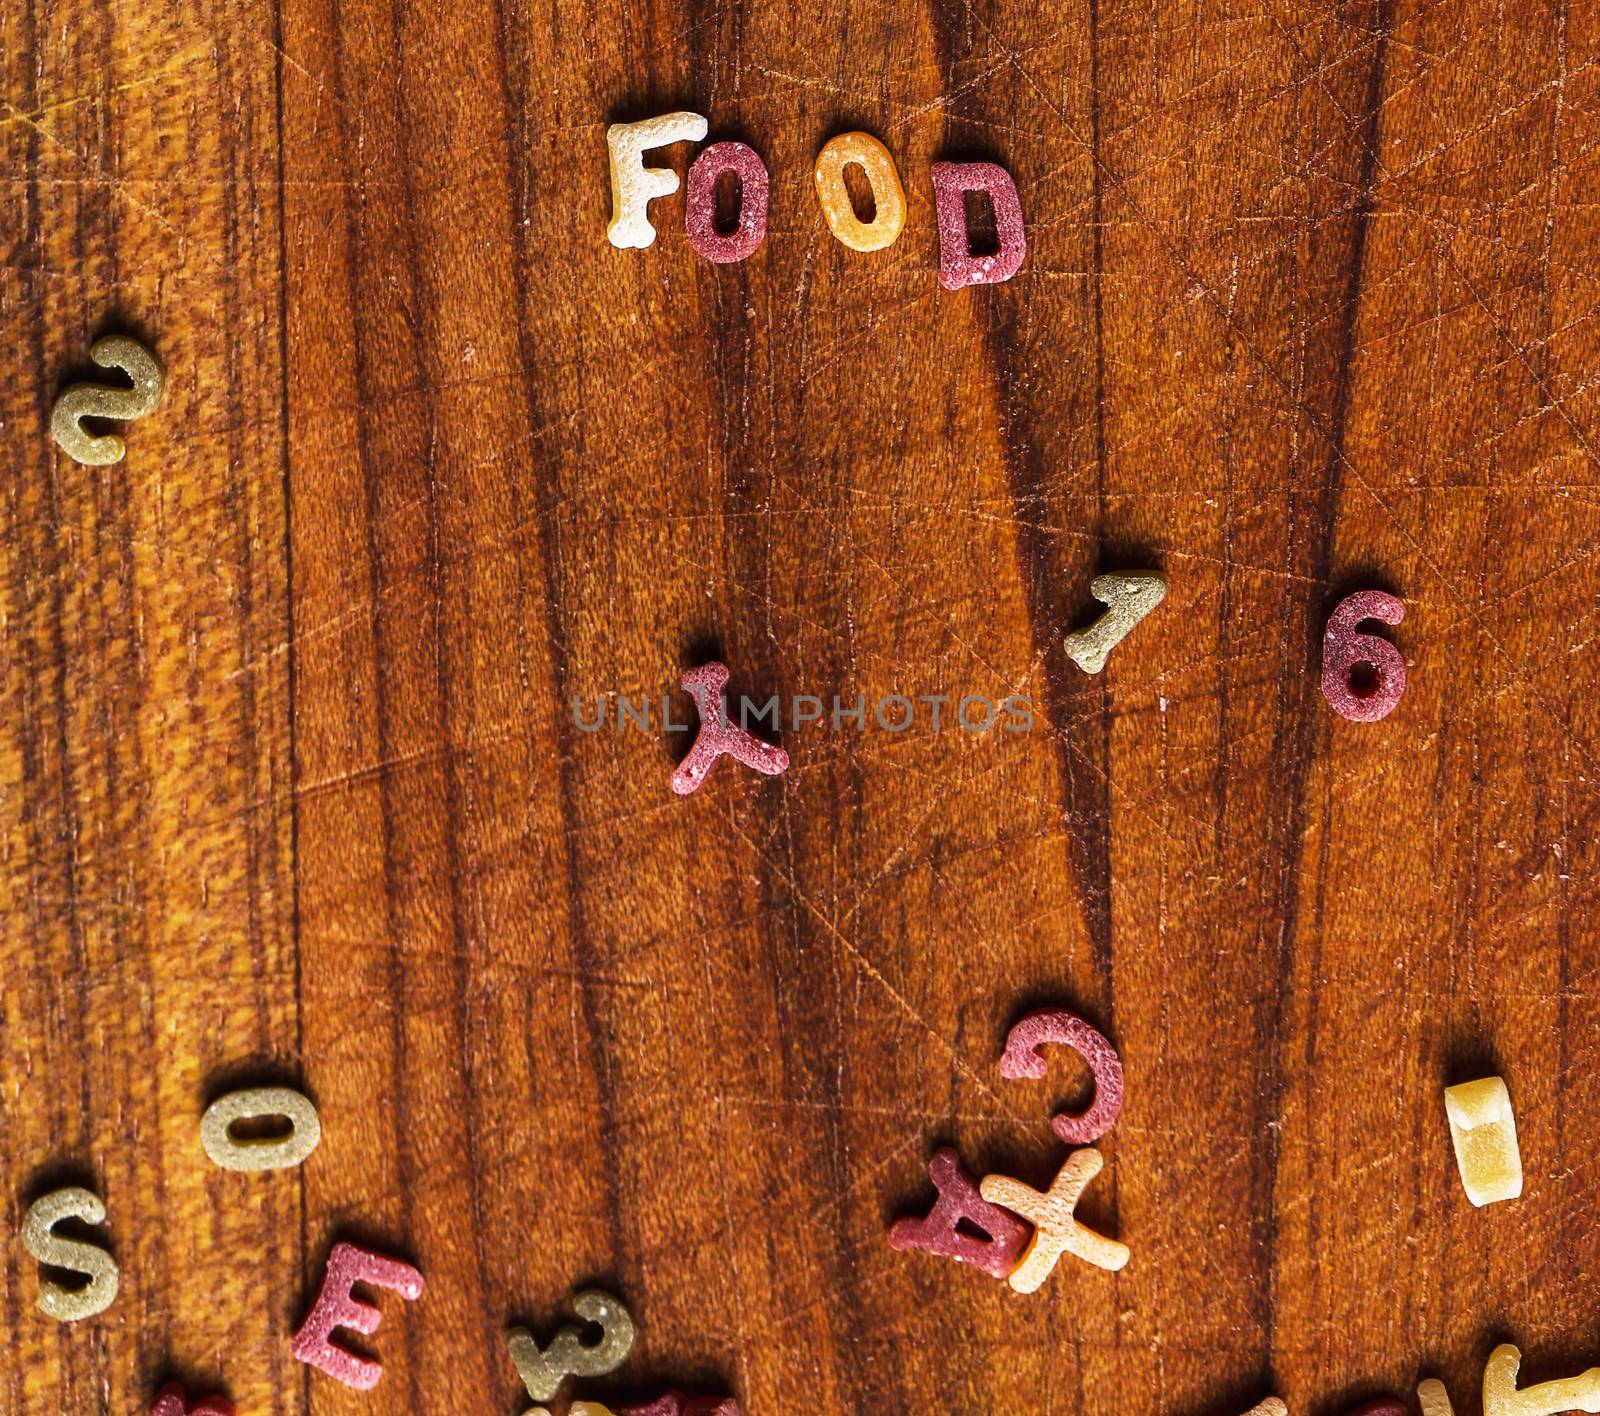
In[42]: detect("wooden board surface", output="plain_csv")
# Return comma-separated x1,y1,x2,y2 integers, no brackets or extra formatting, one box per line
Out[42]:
3,0,1599,1411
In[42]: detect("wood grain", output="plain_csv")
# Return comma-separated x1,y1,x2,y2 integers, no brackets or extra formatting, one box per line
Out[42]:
3,0,1599,1412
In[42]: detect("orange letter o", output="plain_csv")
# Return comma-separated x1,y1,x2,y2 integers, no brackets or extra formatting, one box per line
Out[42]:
813,132,907,252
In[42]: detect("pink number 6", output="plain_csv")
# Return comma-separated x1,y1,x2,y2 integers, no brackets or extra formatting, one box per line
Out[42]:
1321,590,1406,722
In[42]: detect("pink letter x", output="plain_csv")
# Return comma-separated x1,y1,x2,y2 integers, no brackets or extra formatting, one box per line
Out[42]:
671,662,789,795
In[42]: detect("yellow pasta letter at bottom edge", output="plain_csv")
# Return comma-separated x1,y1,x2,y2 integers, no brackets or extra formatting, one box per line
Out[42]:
1418,1379,1455,1416
1484,1344,1600,1416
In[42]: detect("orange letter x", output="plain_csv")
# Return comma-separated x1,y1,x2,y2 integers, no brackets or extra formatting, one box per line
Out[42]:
980,1148,1129,1292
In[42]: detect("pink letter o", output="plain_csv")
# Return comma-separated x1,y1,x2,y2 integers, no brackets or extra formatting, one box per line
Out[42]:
685,141,769,263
